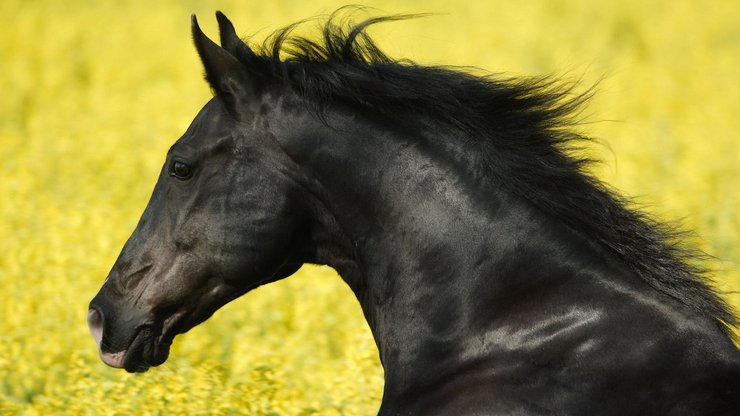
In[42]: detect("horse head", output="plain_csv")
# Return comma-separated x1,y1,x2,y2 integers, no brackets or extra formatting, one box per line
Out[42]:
88,14,309,372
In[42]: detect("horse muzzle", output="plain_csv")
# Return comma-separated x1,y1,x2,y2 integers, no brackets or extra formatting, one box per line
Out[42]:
87,306,171,372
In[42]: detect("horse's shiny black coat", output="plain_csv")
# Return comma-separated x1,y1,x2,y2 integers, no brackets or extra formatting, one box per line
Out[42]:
88,11,740,415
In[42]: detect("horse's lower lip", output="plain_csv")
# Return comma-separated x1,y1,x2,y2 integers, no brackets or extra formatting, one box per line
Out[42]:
122,328,148,372
122,325,172,373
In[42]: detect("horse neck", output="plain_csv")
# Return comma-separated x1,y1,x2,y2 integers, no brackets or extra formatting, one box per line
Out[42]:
273,109,610,396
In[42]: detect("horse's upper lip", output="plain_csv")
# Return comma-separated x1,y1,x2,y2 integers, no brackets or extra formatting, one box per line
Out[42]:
95,325,150,371
99,349,127,368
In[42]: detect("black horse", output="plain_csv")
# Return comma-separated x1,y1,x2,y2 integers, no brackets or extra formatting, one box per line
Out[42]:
88,11,740,415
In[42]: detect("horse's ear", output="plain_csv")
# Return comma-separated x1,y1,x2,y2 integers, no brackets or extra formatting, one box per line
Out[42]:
215,11,256,61
191,14,254,113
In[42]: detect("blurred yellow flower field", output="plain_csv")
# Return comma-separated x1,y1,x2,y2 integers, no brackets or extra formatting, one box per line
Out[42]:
1,0,738,414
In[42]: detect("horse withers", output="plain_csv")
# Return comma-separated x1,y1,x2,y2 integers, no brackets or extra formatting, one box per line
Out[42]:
88,11,740,415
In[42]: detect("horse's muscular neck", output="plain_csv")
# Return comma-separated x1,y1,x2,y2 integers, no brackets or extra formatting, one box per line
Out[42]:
269,106,604,410
260,89,740,415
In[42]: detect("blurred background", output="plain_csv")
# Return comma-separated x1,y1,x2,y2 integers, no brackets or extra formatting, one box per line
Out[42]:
1,0,738,414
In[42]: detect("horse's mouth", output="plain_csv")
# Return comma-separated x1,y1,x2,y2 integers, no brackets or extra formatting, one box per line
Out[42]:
92,309,188,373
94,325,164,373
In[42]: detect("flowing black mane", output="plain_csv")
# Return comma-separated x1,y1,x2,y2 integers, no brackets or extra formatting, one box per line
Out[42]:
227,11,736,334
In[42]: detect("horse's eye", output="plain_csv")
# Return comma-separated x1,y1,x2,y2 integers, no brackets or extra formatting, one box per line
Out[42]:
171,160,192,180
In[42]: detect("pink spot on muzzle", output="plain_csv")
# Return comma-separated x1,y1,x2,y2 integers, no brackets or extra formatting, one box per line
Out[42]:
87,309,127,368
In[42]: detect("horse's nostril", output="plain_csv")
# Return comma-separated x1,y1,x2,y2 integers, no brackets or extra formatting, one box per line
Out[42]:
87,308,104,347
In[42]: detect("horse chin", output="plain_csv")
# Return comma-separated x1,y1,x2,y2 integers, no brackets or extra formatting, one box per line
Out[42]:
120,326,172,373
